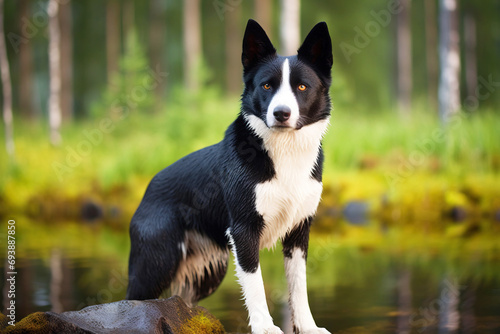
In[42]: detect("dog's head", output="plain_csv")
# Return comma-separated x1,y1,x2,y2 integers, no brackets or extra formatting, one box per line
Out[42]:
241,19,332,131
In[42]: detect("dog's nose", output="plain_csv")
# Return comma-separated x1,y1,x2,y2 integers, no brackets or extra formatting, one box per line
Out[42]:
273,106,291,123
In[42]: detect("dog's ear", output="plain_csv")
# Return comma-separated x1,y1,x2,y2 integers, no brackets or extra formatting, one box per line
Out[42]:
242,19,276,72
298,22,333,80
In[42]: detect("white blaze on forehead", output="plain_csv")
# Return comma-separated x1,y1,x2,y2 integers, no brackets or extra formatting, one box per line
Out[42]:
266,58,300,128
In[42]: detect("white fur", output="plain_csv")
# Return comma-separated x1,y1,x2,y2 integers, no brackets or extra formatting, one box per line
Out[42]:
266,59,300,128
226,230,283,334
245,114,329,249
171,231,228,305
285,248,330,333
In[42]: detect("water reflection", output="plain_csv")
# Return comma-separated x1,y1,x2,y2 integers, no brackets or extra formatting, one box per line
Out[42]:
1,222,500,333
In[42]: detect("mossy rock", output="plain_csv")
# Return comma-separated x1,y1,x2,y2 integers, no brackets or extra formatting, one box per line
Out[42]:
1,296,225,334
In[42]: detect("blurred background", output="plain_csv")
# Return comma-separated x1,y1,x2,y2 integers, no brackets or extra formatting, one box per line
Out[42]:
0,0,499,333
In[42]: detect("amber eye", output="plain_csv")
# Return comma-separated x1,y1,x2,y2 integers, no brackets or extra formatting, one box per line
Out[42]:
263,83,271,90
298,84,307,91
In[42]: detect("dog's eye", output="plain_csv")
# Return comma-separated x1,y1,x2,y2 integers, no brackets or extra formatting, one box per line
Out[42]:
298,84,307,91
263,83,271,90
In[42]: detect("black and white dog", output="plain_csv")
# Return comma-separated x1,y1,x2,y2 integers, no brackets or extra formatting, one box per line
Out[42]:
127,19,332,334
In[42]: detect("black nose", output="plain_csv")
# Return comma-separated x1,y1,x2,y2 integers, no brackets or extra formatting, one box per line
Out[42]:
273,106,291,123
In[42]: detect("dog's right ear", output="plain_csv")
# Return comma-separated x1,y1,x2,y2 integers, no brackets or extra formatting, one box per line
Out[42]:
242,19,276,73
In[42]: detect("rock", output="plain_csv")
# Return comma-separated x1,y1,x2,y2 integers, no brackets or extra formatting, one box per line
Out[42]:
1,296,226,334
81,200,103,222
494,209,500,222
343,201,369,225
448,206,467,222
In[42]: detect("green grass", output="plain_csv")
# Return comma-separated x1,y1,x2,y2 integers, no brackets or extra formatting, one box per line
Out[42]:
1,92,499,221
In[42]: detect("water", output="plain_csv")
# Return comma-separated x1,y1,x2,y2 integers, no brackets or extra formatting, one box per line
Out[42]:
2,221,500,333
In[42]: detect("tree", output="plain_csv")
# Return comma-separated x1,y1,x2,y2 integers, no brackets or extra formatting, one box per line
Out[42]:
48,0,62,145
280,0,300,56
19,0,35,120
255,0,272,39
225,1,241,95
183,0,201,92
438,0,460,123
397,0,412,115
149,0,166,110
464,13,477,104
59,0,73,121
106,0,120,82
0,0,15,157
425,0,438,111
91,29,154,118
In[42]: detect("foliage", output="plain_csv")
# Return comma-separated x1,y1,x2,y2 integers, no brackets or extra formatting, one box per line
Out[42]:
90,29,155,118
1,91,499,223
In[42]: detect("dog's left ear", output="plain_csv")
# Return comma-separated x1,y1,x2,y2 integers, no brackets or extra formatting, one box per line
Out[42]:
298,22,333,80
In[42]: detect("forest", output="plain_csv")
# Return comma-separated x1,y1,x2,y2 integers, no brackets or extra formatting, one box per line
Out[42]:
0,0,500,333
0,0,498,220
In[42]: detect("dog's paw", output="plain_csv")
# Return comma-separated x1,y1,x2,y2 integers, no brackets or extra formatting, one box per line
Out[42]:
302,328,331,334
252,325,283,334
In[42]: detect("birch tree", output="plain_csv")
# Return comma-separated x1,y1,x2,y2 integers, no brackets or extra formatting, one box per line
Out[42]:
438,0,460,123
397,0,412,115
0,0,14,157
48,0,62,145
280,0,300,56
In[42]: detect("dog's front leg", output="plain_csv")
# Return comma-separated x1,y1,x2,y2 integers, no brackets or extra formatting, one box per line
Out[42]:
283,219,330,334
227,229,283,334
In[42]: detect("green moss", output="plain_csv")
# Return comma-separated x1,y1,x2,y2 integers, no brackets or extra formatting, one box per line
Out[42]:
4,312,49,333
177,312,226,334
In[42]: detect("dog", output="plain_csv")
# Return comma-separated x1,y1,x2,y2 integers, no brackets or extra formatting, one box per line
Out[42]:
127,19,332,334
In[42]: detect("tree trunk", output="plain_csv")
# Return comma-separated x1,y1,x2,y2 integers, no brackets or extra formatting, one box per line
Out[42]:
280,0,300,56
464,13,477,106
397,0,412,115
59,0,73,122
149,0,166,111
48,0,62,145
123,0,134,43
183,0,201,92
19,0,35,120
225,2,241,96
438,0,460,123
425,0,438,112
0,0,15,157
255,0,272,39
106,0,120,82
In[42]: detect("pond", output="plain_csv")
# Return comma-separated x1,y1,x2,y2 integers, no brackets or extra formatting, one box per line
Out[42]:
2,219,500,333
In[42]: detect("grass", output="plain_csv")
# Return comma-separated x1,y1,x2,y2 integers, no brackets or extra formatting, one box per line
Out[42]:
1,92,499,223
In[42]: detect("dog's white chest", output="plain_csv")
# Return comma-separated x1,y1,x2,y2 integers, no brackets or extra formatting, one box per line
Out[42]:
249,120,328,250
256,168,322,250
